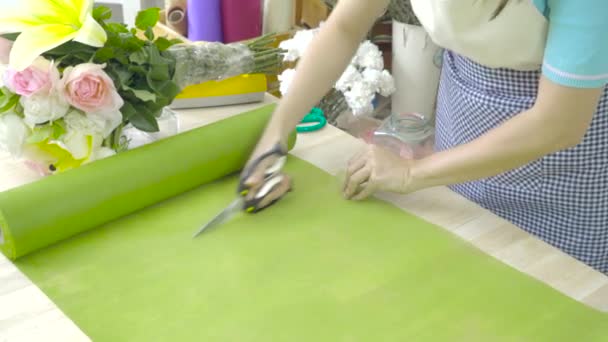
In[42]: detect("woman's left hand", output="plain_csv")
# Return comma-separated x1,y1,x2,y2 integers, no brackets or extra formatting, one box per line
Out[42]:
343,144,414,200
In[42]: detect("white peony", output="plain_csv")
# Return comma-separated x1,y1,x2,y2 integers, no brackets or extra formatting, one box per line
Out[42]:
0,112,29,156
278,68,296,95
21,90,70,127
58,109,121,160
84,147,115,164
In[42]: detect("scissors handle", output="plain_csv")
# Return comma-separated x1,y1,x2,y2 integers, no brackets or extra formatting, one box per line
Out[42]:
238,143,288,213
297,107,326,133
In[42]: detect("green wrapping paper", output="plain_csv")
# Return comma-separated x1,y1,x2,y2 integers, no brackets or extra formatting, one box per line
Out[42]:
1,104,607,341
0,104,294,259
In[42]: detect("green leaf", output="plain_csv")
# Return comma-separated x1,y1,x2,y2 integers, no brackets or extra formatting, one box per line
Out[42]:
26,121,65,144
129,49,148,65
115,68,134,86
51,120,66,140
106,23,129,34
129,110,159,132
0,88,19,114
26,126,53,144
94,46,114,62
123,86,156,103
135,7,160,30
1,33,19,41
154,37,172,51
144,27,155,41
121,102,137,119
93,5,113,22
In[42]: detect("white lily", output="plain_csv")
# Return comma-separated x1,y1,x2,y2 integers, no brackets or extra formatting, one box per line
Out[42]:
0,0,107,71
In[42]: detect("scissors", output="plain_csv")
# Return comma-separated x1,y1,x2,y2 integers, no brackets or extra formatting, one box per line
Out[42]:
296,107,326,133
192,143,288,237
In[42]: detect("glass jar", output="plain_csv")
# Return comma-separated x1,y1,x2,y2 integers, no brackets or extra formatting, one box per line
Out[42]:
371,112,435,159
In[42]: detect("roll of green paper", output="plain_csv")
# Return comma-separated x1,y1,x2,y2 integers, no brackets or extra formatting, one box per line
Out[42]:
0,104,293,260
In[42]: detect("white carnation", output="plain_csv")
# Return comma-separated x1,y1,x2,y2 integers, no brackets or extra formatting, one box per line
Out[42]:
278,68,296,95
361,68,382,90
279,28,319,62
335,65,362,92
344,82,376,116
0,112,29,156
21,90,69,127
378,70,396,97
354,40,384,70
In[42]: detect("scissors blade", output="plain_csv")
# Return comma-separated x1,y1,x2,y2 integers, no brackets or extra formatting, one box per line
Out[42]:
193,197,243,238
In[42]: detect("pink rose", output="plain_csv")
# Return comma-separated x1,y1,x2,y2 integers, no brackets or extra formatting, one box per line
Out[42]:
4,58,55,97
60,63,123,115
0,37,12,64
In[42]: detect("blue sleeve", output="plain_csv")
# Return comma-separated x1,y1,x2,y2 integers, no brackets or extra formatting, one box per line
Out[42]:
541,0,608,88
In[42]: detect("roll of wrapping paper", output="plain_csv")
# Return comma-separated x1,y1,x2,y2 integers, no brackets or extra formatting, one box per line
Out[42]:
262,0,294,34
187,0,223,42
220,0,262,43
165,0,188,37
391,21,442,120
0,104,295,260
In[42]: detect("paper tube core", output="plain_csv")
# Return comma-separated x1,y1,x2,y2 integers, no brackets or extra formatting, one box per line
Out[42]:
168,8,185,24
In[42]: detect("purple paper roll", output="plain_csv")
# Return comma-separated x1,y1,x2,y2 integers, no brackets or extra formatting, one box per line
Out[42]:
187,0,223,42
221,0,262,43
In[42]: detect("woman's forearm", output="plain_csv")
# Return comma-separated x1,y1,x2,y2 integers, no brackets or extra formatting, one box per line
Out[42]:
409,77,602,190
266,0,390,141
410,109,565,190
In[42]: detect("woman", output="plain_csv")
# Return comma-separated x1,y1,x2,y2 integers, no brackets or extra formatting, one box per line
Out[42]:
242,0,608,274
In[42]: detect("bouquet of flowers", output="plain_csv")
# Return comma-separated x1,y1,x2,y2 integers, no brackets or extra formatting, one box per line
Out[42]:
0,0,284,175
278,25,395,123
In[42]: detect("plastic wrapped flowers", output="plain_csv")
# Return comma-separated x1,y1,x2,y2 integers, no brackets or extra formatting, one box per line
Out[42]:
0,0,283,174
278,25,396,121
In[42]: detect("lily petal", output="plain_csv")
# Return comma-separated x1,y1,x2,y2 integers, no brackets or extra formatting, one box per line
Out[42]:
77,0,94,24
9,24,76,71
73,14,107,47
0,16,45,34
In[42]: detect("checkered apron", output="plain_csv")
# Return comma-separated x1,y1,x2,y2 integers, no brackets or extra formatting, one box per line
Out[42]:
435,50,608,274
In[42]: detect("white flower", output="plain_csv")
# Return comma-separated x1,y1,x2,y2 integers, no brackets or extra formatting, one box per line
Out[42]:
344,82,376,116
0,112,29,156
279,28,318,62
278,68,296,95
84,146,115,164
335,65,362,92
354,40,384,70
378,70,396,97
19,63,70,128
57,109,120,160
361,68,382,90
0,65,7,87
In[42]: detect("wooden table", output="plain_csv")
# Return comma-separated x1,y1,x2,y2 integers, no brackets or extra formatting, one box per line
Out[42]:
1,94,607,341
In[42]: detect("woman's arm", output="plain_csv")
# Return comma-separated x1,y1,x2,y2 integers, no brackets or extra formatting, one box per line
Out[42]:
343,77,603,200
409,77,602,190
261,0,390,146
242,0,389,207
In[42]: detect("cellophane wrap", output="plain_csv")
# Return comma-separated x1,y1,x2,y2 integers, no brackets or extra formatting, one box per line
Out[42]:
168,42,255,88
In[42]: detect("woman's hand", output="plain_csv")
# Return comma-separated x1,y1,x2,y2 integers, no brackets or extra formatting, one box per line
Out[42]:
343,144,414,200
239,126,292,210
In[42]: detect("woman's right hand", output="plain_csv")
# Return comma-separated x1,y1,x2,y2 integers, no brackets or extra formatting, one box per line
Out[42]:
239,128,293,212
